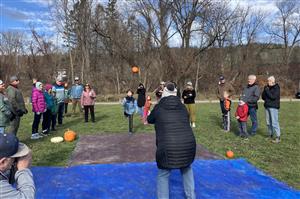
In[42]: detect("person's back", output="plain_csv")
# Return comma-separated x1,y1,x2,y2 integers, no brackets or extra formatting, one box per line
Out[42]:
148,83,196,199
149,95,196,169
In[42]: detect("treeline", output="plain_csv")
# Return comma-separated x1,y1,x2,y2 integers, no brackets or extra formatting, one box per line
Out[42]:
0,0,300,97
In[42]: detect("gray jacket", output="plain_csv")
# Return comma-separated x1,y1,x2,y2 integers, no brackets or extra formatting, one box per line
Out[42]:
242,83,260,108
0,169,35,199
6,85,26,116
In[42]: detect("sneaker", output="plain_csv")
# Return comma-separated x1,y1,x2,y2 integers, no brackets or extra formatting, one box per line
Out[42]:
31,133,42,140
40,132,49,137
192,123,196,128
272,137,280,143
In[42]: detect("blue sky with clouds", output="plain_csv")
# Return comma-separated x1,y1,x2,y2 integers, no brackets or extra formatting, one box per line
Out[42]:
0,0,52,32
1,0,278,47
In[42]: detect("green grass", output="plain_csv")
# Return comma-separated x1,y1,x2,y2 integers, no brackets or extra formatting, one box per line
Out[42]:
17,102,300,189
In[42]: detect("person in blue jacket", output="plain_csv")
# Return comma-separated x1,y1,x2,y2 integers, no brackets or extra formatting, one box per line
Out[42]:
122,89,137,134
70,77,84,115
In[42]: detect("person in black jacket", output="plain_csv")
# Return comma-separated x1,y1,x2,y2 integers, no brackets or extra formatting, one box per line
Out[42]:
262,76,281,143
136,83,146,118
148,82,196,199
182,81,196,128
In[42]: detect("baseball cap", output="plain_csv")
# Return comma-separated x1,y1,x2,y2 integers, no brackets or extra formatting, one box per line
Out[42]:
219,75,225,80
74,77,79,81
0,133,29,158
187,81,192,86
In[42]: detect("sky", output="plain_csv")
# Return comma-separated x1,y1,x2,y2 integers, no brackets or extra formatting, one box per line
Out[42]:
0,0,278,47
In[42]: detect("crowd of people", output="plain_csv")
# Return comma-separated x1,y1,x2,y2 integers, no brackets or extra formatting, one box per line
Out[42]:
0,75,97,139
0,73,282,199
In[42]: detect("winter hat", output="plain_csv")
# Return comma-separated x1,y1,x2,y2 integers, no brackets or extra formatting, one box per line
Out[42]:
162,82,177,98
186,81,193,86
35,82,43,90
9,75,19,82
219,75,225,80
74,76,79,81
45,84,53,91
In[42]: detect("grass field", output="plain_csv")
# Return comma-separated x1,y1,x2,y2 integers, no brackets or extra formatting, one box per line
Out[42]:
17,102,300,189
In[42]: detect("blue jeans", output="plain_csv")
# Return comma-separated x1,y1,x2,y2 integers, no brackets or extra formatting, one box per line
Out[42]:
248,107,258,134
157,166,196,199
137,106,144,117
265,108,280,137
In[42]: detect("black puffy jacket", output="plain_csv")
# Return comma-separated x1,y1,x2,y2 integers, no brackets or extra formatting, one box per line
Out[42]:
262,84,280,109
147,96,196,169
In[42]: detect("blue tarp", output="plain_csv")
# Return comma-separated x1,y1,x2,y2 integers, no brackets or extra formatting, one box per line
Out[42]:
32,159,300,199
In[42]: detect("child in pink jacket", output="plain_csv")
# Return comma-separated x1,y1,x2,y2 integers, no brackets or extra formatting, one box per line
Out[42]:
81,83,96,122
31,82,46,139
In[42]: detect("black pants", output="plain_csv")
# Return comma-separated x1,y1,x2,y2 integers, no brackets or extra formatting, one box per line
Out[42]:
42,109,52,132
84,105,95,122
32,113,42,134
57,103,65,124
51,114,57,130
128,114,133,133
64,102,68,114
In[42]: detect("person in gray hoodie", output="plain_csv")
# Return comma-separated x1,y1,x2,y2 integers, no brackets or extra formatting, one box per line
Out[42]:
0,133,35,199
241,75,260,135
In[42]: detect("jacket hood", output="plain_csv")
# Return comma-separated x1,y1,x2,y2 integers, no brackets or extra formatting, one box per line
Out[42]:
159,96,181,110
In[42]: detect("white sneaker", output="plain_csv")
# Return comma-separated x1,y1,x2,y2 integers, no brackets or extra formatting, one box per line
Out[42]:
31,133,42,140
192,123,196,128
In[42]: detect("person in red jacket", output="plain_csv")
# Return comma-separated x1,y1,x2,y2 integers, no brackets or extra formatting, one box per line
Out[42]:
235,98,249,139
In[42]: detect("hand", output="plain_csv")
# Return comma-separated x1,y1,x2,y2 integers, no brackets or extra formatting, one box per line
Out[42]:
44,109,47,113
17,151,32,171
36,112,40,115
81,106,84,109
236,116,240,119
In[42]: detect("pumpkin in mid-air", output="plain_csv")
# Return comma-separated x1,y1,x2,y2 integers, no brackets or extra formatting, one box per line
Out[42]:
64,129,77,142
131,66,139,73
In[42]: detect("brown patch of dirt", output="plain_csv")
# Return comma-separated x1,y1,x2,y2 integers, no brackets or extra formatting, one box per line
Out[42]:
69,133,222,166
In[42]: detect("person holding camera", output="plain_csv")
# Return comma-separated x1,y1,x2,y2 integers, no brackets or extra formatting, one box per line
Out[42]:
0,133,35,198
6,76,28,135
0,80,15,134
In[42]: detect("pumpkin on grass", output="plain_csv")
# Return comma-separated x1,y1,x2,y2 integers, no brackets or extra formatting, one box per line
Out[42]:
64,129,77,142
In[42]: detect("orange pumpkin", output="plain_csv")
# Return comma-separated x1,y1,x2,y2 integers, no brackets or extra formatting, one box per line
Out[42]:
226,150,234,158
64,129,76,142
131,66,139,73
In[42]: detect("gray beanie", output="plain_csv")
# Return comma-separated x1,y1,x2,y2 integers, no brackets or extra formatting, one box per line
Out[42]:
9,76,19,82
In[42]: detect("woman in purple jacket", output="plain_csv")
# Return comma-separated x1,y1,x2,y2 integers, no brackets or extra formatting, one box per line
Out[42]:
31,82,47,139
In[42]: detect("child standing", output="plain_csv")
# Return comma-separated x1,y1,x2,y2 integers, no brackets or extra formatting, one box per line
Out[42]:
51,90,58,131
42,84,54,134
81,84,96,122
31,82,46,139
223,91,232,132
143,95,152,124
122,90,137,134
235,98,249,139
